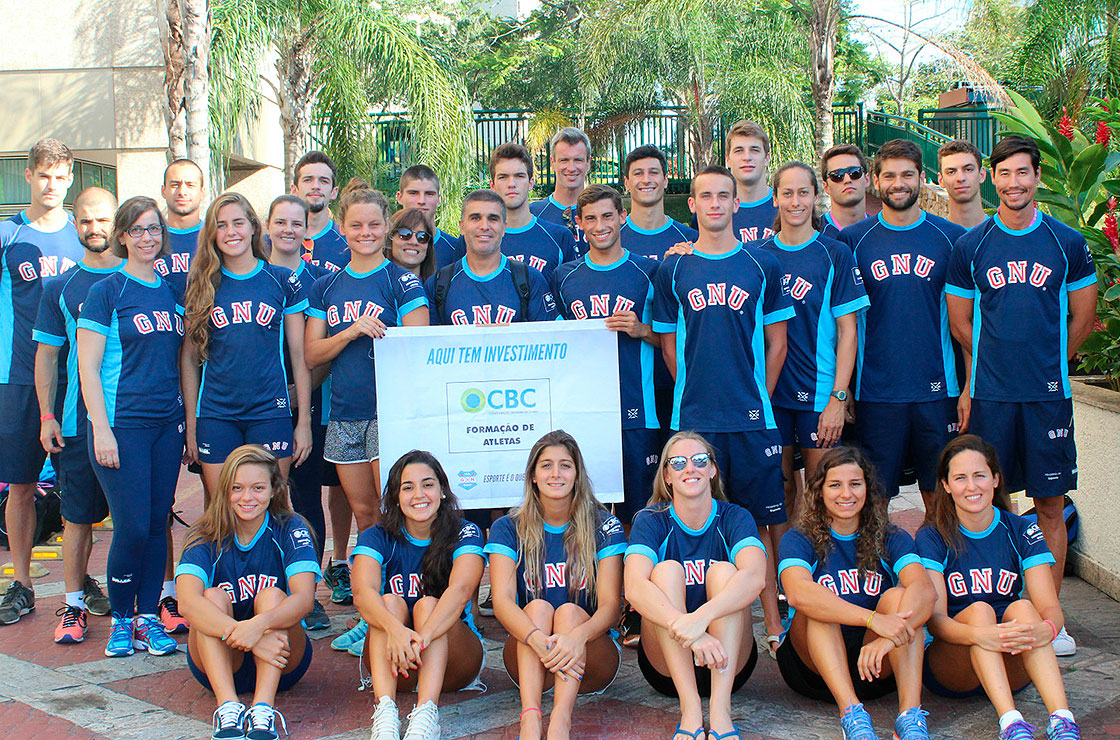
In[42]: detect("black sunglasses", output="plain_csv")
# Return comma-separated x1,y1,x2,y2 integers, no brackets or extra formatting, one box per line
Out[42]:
393,228,431,244
666,453,711,471
826,166,865,183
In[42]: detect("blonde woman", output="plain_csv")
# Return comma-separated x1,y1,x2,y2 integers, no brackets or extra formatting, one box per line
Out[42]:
176,444,319,740
485,430,626,740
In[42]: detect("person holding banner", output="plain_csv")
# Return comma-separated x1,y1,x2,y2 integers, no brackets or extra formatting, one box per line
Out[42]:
484,430,626,740
625,431,767,740
354,451,485,740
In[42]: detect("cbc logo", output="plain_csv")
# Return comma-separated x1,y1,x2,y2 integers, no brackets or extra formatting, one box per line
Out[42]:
461,387,537,413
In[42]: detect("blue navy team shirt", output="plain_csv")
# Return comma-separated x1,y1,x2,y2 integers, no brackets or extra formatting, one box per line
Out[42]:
946,211,1097,402
77,271,185,428
620,217,698,262
627,499,765,612
197,261,307,420
502,217,577,280
0,213,84,385
652,244,795,431
759,232,869,412
307,260,428,421
154,224,200,294
424,256,558,325
552,251,660,430
177,512,321,621
432,229,463,271
691,190,778,244
302,221,349,272
530,196,585,255
820,212,843,241
484,510,627,612
284,260,332,424
779,526,921,635
917,508,1054,618
840,211,966,403
33,264,123,437
352,519,485,632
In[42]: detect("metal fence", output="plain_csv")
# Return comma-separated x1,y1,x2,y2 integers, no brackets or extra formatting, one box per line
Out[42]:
917,107,1001,157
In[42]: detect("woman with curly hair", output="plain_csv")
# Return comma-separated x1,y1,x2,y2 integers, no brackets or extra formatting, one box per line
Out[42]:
353,450,485,740
484,430,626,740
777,445,934,740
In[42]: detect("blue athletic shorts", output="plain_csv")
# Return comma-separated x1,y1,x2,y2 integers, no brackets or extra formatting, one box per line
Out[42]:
696,429,786,525
57,433,108,525
619,428,660,524
969,398,1076,498
0,384,48,484
196,416,294,463
773,406,821,450
855,399,957,496
188,632,312,694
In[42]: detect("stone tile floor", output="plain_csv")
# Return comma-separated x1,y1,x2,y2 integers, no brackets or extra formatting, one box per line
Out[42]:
1,471,1118,740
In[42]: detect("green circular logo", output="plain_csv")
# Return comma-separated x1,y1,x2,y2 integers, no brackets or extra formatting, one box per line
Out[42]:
461,388,486,413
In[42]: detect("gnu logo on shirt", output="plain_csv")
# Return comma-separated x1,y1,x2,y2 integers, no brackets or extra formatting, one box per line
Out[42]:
508,254,549,273
219,574,280,602
738,227,774,242
789,276,814,300
683,558,713,586
985,261,1053,289
133,311,181,335
869,253,935,281
946,568,1018,598
568,294,636,319
327,300,385,326
390,573,423,598
686,283,751,311
156,253,191,275
18,256,78,281
211,301,278,328
451,304,516,325
534,562,588,590
819,569,883,597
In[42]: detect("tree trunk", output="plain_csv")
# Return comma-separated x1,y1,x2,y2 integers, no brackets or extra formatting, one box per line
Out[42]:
808,0,840,159
163,0,187,161
183,0,212,194
276,27,318,189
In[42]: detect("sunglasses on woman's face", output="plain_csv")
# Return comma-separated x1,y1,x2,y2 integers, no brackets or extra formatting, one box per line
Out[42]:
393,228,431,244
826,165,865,183
666,452,711,471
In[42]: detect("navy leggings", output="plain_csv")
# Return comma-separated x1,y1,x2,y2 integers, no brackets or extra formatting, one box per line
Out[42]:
89,421,184,617
288,420,326,562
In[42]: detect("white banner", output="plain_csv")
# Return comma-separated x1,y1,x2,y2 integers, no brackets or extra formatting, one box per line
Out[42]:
375,320,623,508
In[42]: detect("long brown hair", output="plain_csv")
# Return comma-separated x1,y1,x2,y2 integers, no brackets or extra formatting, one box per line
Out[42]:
923,434,1013,554
111,196,169,259
514,430,608,604
182,445,299,552
799,446,889,576
771,161,822,233
184,193,268,360
648,431,726,508
385,207,437,280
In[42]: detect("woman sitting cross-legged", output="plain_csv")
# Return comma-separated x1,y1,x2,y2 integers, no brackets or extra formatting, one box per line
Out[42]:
485,430,627,740
777,446,935,740
176,444,320,740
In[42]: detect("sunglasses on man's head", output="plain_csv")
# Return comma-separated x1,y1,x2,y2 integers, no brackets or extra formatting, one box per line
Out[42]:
666,453,711,471
393,228,431,244
826,166,865,183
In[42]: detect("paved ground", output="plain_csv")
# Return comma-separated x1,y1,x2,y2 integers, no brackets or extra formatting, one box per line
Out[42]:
1,470,1118,740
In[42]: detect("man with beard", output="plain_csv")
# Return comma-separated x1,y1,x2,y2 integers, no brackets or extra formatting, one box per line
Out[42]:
839,139,965,511
946,135,1097,656
155,159,205,292
292,150,349,272
396,164,463,270
690,120,777,243
33,187,121,642
819,144,872,239
938,139,989,229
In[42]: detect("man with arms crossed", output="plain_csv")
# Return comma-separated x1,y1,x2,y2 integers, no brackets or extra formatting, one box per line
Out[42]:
531,127,591,253
945,135,1096,656
396,164,463,270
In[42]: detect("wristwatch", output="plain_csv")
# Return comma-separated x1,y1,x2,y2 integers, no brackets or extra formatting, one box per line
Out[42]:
830,389,849,402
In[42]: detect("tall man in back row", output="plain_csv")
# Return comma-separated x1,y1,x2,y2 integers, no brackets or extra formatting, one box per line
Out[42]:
396,164,463,270
691,120,777,243
946,135,1097,656
531,127,591,254
154,158,205,293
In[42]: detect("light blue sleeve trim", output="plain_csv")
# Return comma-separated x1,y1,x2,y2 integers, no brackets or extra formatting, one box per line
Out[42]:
284,298,309,315
762,305,796,324
175,563,210,587
285,561,322,582
305,307,327,320
398,296,429,317
920,556,945,573
626,543,659,563
729,536,766,561
597,543,627,560
831,296,870,318
652,320,677,333
175,304,186,316
453,545,485,561
483,543,518,561
76,318,110,336
32,330,65,346
352,545,383,563
1067,274,1097,292
1022,553,1056,570
893,553,922,575
777,557,812,577
945,284,975,298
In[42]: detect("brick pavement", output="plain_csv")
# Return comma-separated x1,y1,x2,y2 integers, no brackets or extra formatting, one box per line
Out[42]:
1,470,1118,739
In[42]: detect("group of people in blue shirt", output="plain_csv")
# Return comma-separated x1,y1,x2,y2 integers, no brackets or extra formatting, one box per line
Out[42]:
0,120,1097,740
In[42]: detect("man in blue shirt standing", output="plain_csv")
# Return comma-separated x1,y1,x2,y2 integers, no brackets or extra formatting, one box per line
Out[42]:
690,121,777,243
620,145,698,261
530,127,591,253
155,158,205,293
395,164,463,270
292,151,349,272
819,144,872,239
946,135,1097,656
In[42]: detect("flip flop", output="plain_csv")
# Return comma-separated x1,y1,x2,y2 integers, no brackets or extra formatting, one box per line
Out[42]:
672,725,706,740
708,726,742,740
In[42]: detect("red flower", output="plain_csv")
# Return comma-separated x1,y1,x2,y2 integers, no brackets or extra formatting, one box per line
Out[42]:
1097,120,1111,146
1104,211,1120,254
1058,107,1075,140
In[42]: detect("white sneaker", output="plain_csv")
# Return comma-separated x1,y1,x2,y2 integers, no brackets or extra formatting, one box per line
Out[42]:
403,700,440,740
1053,626,1077,656
370,696,400,740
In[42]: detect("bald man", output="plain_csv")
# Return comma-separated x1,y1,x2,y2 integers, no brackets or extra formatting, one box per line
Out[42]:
33,187,123,643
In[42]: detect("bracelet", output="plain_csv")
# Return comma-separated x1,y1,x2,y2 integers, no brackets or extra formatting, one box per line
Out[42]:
524,627,541,645
520,707,542,718
1043,619,1058,642
866,611,875,630
40,413,55,422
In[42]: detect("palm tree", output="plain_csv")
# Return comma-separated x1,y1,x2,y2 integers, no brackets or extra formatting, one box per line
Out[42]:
163,0,212,189
787,0,842,159
209,0,471,223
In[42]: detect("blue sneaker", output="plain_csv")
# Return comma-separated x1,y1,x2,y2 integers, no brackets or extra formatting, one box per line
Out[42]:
332,618,367,652
1046,716,1081,740
245,702,287,740
1000,720,1036,740
212,700,246,740
893,707,930,740
105,613,135,657
133,614,179,655
841,703,880,740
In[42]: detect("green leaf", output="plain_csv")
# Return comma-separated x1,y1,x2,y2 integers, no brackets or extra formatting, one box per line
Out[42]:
1040,122,1075,171
1071,144,1108,203
1006,90,1050,138
1106,284,1120,301
1035,189,1078,211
